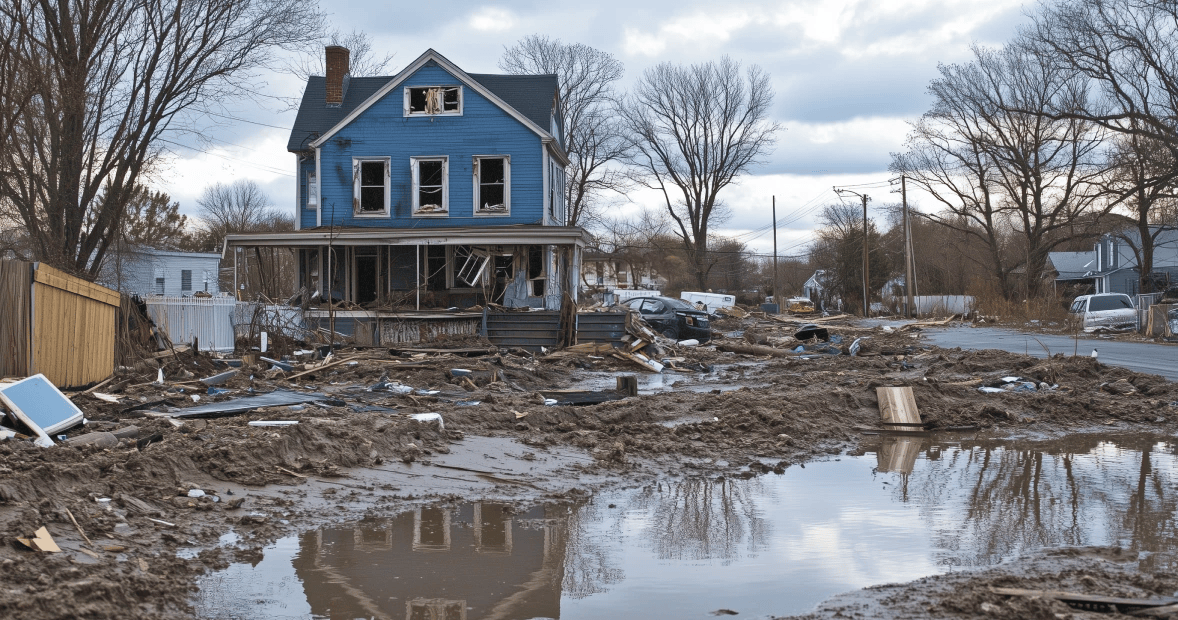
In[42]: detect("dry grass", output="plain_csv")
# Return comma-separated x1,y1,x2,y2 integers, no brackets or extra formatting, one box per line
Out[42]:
967,279,1072,327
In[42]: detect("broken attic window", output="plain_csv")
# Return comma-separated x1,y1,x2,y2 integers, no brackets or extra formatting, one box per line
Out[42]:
475,157,507,213
358,160,386,213
455,246,489,287
415,159,447,214
408,86,461,115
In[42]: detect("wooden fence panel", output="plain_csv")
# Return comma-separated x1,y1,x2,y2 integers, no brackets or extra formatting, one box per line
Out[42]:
30,264,119,388
0,261,32,378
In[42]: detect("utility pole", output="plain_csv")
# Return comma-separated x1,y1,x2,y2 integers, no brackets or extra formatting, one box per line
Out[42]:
834,187,871,317
861,193,869,317
902,175,915,318
772,195,780,311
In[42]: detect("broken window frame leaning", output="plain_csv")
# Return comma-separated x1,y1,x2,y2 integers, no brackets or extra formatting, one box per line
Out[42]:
353,157,391,216
472,155,510,216
412,156,449,216
454,245,490,287
404,86,462,116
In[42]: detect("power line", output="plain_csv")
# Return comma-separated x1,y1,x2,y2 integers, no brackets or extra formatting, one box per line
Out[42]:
160,139,294,177
200,110,290,131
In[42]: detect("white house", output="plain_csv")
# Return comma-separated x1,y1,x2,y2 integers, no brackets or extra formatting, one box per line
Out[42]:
102,248,223,297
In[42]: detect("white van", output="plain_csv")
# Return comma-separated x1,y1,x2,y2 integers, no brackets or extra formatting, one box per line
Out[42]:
680,291,736,311
1069,293,1136,331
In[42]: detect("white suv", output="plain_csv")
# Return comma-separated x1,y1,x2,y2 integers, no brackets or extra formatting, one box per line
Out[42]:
1069,293,1136,331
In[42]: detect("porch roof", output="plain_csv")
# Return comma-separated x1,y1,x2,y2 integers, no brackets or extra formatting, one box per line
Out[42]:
220,225,592,258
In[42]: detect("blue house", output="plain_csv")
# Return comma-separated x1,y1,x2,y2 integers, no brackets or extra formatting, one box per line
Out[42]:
224,47,588,328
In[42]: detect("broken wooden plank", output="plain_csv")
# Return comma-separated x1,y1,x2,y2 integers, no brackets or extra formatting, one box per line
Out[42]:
991,587,1178,613
714,342,800,358
876,386,921,425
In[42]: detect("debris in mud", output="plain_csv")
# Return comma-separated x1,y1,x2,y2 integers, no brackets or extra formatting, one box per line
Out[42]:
15,527,60,553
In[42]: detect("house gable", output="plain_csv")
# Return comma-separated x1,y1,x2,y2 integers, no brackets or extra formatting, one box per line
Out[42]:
308,61,556,230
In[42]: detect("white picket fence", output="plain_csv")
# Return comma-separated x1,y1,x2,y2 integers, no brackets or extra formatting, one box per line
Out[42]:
144,295,237,352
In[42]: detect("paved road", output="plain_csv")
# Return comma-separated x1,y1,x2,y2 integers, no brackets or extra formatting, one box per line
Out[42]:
919,325,1178,381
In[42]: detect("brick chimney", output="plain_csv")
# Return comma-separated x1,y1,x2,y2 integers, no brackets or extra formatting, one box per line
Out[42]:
325,45,350,106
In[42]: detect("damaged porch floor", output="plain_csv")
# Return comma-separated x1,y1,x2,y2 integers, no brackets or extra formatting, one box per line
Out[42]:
193,433,1178,620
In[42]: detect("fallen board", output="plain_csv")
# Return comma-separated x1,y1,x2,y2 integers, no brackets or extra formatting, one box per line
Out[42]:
876,386,921,425
0,373,85,437
991,587,1178,613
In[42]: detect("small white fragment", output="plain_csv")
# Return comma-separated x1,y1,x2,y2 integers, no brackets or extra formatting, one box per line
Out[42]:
187,489,206,498
408,413,444,430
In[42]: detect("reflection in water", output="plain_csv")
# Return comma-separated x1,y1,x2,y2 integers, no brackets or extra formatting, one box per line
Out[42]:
196,436,1178,619
291,503,566,620
865,436,1178,569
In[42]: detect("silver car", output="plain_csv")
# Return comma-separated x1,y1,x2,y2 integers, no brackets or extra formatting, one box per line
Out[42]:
1069,293,1136,331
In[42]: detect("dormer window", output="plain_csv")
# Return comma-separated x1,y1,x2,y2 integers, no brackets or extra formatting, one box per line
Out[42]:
405,86,461,116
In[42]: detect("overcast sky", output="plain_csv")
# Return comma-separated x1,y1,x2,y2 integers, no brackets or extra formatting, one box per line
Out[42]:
159,0,1034,257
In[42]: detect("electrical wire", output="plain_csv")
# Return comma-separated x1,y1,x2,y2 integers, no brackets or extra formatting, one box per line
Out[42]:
159,139,294,177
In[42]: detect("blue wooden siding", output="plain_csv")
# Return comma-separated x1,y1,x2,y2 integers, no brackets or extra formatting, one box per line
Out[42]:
311,62,545,229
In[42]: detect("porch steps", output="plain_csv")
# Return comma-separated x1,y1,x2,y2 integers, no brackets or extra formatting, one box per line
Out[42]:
482,310,561,352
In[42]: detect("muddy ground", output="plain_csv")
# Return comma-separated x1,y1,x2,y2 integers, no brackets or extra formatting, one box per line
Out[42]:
1,313,1176,619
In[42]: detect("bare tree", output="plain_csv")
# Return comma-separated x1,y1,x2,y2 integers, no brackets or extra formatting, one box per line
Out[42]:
500,35,628,227
193,179,294,298
892,44,1106,299
619,57,780,290
286,28,395,82
1023,0,1178,165
0,0,322,279
194,179,277,247
810,203,891,314
1100,135,1178,292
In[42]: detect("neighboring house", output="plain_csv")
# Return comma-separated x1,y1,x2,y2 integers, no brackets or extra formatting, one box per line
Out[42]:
580,251,665,292
100,248,222,297
1046,250,1098,294
803,270,826,302
223,47,587,328
1049,228,1178,296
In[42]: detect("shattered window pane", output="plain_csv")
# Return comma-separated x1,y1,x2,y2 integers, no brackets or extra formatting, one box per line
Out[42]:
442,87,459,111
477,157,506,213
408,86,460,114
358,161,385,212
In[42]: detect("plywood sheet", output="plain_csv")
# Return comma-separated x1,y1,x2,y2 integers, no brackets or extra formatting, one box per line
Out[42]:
876,386,921,425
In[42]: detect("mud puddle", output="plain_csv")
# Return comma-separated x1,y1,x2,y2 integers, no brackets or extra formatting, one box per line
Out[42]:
193,434,1178,619
569,361,767,395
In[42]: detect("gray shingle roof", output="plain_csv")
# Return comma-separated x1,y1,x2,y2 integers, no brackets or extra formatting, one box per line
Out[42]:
1048,251,1097,280
286,70,557,152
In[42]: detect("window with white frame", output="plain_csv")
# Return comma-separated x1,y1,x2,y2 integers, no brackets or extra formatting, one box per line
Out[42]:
405,86,461,116
306,171,318,208
473,156,509,215
181,269,192,292
412,157,448,215
548,161,567,224
353,158,389,215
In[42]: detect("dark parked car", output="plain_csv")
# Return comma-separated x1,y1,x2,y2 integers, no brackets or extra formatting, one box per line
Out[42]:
622,296,712,342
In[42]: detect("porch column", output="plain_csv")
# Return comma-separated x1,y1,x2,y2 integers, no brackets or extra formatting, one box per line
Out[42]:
416,244,421,311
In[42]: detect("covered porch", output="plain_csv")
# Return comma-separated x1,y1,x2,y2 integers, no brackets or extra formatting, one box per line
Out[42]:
221,225,590,312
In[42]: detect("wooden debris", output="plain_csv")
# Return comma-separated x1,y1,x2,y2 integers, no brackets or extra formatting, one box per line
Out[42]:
876,386,921,425
715,342,799,358
64,508,93,548
276,466,309,478
991,587,1178,614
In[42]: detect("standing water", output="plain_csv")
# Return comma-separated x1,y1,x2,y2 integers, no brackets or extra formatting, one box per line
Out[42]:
195,435,1178,619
